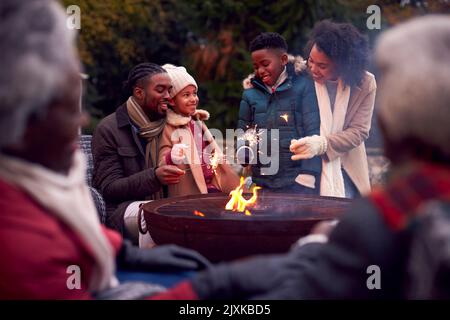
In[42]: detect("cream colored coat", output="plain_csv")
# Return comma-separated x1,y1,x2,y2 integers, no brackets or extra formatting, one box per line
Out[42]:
159,109,240,198
324,72,377,195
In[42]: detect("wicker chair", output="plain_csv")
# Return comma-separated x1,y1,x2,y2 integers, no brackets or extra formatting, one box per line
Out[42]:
79,134,106,224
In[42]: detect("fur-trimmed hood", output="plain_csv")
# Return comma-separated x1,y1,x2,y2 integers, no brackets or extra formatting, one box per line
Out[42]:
242,54,307,89
166,108,210,126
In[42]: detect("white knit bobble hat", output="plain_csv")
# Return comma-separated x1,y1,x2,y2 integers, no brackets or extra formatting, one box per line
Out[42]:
162,64,198,98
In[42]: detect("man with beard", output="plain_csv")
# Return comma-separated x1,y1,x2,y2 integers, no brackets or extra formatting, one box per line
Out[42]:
92,63,185,247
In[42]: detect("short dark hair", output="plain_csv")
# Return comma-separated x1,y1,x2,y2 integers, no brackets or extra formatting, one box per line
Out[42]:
123,63,166,94
305,20,369,87
249,32,288,53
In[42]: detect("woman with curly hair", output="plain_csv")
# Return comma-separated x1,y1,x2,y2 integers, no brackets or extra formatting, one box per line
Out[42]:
290,20,377,198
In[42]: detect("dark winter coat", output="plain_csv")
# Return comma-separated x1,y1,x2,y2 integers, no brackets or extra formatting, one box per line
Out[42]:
92,103,161,234
238,63,321,190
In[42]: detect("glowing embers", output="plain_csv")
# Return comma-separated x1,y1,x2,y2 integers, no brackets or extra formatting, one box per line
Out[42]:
193,210,205,217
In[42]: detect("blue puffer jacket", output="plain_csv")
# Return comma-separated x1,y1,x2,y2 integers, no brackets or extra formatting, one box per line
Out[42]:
237,63,321,190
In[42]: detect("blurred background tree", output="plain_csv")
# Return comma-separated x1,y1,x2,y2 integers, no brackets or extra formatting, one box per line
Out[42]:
61,0,449,136
176,0,360,134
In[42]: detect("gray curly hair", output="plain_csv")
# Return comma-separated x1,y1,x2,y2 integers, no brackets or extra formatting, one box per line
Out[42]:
0,0,78,149
375,15,450,158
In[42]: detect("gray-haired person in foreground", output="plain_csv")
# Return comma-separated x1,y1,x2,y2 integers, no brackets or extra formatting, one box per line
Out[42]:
0,0,210,299
154,15,450,300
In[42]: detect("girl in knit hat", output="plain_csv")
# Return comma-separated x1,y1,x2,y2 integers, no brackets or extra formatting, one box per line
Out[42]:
158,64,239,198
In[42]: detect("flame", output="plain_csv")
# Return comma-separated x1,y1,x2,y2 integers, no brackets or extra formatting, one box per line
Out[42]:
225,177,261,215
280,113,289,123
193,210,205,217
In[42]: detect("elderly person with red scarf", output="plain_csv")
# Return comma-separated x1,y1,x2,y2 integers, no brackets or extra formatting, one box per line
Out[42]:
0,0,209,299
154,15,450,300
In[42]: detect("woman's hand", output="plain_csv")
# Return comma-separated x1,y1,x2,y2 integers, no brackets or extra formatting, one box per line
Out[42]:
290,135,328,160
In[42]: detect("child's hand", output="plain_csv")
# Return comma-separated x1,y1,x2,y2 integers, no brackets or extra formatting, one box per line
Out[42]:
171,143,188,164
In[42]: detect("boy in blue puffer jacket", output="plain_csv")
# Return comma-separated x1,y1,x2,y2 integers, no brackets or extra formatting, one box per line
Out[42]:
238,32,322,193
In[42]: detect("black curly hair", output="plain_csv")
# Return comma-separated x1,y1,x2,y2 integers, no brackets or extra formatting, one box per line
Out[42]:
249,32,288,53
123,62,166,95
305,20,369,87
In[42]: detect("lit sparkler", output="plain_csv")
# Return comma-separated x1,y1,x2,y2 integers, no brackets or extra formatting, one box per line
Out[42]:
208,150,220,174
238,125,263,148
280,113,289,123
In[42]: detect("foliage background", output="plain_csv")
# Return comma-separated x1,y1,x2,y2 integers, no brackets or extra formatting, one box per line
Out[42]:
61,0,449,147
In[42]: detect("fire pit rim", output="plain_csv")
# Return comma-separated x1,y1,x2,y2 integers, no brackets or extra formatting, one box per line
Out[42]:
142,192,353,221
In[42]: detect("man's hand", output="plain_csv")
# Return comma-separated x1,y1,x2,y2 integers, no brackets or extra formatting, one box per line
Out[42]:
291,220,338,249
310,220,339,237
155,165,185,185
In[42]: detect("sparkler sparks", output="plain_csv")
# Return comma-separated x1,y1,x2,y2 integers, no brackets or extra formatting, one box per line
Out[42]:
238,125,263,148
208,150,220,174
280,113,289,123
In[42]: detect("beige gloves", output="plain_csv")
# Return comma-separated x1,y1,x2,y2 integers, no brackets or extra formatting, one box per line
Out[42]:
290,135,328,160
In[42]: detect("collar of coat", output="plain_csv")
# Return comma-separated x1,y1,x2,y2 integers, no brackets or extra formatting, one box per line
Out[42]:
166,108,210,127
242,54,307,90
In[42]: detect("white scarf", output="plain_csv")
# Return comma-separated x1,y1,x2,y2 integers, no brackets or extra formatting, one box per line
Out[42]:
0,150,118,293
315,79,351,197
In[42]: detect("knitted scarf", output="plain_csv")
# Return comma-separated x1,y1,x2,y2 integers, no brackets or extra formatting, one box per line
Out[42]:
126,96,166,169
315,79,351,197
0,150,118,293
369,162,450,231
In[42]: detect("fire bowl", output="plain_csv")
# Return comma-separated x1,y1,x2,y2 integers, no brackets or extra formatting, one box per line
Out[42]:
143,193,352,262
